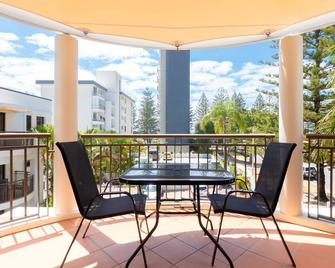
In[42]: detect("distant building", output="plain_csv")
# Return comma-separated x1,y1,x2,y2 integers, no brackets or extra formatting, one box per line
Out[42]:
37,70,135,133
119,92,135,133
0,87,51,132
95,70,121,131
159,50,190,134
37,80,108,131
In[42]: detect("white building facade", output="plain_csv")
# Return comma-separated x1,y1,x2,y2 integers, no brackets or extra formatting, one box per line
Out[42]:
0,87,51,132
119,92,135,133
37,80,108,131
37,71,135,133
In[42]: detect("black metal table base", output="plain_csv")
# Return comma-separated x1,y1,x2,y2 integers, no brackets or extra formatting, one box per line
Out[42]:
126,185,234,268
140,203,214,231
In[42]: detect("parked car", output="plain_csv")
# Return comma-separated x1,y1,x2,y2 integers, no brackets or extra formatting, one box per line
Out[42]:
303,166,317,180
162,152,173,160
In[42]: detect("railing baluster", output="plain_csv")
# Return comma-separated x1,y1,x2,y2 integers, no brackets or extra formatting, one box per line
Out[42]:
9,149,13,221
330,149,333,219
37,138,40,215
24,147,27,217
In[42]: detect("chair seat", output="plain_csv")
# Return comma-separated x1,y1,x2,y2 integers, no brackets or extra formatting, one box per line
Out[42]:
208,193,271,217
85,194,147,220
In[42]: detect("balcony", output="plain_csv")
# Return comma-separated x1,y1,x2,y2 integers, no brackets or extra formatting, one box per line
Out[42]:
0,133,334,267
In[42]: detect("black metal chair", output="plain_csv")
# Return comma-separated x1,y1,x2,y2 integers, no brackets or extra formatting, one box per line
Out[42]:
56,141,148,268
208,142,297,267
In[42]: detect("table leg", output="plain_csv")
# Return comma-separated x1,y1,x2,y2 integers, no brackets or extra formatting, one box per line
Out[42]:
193,185,214,230
196,185,234,268
126,185,161,268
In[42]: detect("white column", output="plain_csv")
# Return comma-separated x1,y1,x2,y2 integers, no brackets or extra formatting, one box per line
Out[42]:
54,34,78,217
279,35,303,216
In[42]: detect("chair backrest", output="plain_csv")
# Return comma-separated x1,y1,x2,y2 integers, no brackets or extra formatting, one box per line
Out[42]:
56,141,99,216
255,142,296,213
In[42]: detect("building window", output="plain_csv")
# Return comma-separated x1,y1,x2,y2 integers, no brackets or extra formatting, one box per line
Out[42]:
0,112,5,132
36,116,45,127
26,115,32,131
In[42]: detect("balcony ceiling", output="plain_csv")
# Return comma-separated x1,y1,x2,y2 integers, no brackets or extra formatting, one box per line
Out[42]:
0,1,335,49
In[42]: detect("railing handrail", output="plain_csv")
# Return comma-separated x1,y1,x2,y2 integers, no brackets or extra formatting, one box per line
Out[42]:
0,175,34,186
81,133,276,139
0,133,51,139
306,133,335,139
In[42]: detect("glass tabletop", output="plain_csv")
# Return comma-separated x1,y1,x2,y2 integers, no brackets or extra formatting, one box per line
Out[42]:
119,163,235,185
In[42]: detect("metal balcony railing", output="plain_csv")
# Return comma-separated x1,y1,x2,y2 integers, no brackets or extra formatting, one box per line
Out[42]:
305,134,335,222
0,173,34,203
2,132,333,226
80,133,275,203
0,133,52,225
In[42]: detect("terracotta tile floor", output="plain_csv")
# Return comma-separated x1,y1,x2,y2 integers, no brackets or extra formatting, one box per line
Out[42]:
1,212,335,268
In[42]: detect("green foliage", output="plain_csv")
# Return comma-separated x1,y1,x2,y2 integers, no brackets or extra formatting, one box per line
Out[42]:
303,26,335,131
199,101,247,134
189,106,195,133
253,93,266,111
213,87,229,106
80,129,136,184
136,88,159,134
32,124,54,207
247,109,278,134
231,91,246,110
195,92,210,122
236,176,250,190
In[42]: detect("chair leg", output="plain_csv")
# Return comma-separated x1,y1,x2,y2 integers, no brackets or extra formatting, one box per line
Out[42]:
82,220,92,238
204,205,212,234
134,213,148,267
144,213,150,234
271,215,296,267
60,217,85,268
259,218,269,238
211,212,224,266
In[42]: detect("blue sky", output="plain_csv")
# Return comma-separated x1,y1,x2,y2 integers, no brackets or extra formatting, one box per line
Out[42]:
0,16,278,108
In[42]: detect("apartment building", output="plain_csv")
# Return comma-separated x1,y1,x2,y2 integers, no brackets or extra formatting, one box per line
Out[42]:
37,80,108,131
0,87,51,132
37,71,135,133
0,87,51,213
119,92,135,133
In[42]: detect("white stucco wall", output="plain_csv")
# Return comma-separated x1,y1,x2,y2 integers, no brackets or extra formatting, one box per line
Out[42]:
119,93,135,133
0,87,51,131
96,70,121,132
77,84,93,131
39,82,99,131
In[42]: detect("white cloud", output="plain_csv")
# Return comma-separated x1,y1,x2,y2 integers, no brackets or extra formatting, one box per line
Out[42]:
99,61,149,80
191,60,233,75
22,33,158,104
190,60,279,108
25,33,150,61
190,60,235,107
0,32,20,54
98,57,159,101
0,55,94,95
2,31,279,111
0,55,53,94
26,33,54,54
